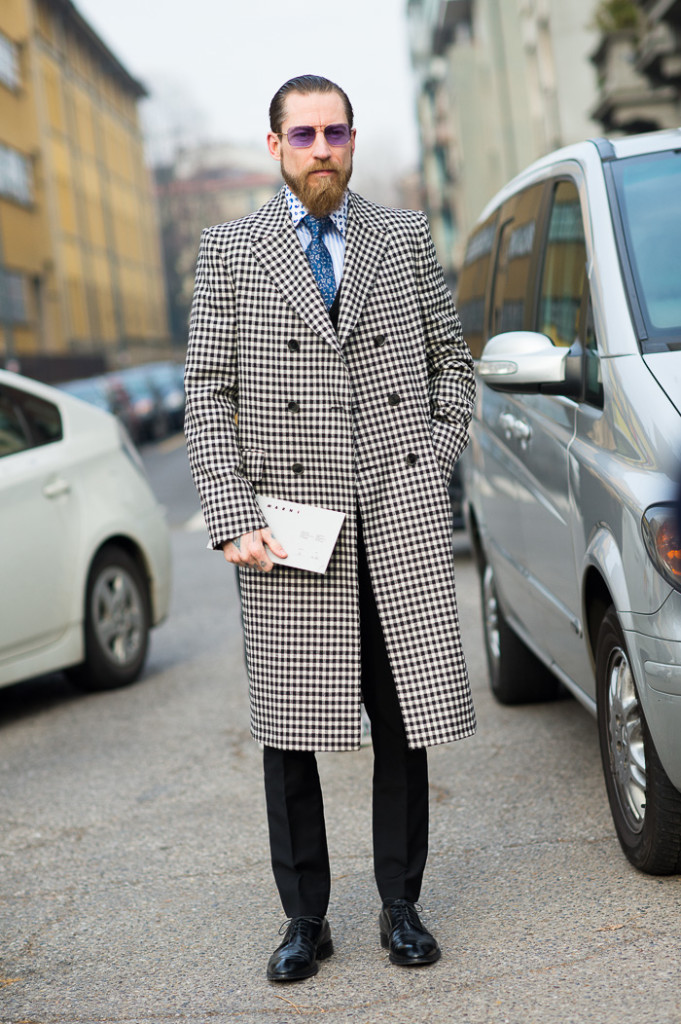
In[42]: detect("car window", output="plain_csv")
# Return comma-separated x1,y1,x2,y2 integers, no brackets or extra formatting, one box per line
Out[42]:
538,180,587,348
0,389,30,457
489,184,544,340
611,150,681,351
457,213,498,359
0,383,62,458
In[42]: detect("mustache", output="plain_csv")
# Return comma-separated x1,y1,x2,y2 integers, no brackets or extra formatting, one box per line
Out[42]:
306,161,337,173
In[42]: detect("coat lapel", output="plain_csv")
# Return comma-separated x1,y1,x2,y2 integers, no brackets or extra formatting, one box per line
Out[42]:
250,189,341,352
337,192,390,346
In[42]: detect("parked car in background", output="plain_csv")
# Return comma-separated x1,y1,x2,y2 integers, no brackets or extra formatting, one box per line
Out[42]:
458,128,681,875
113,366,170,442
58,374,143,444
0,370,171,691
141,361,185,432
57,375,111,414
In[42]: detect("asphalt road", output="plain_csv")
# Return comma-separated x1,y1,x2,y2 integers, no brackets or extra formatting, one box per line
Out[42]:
1,435,680,1024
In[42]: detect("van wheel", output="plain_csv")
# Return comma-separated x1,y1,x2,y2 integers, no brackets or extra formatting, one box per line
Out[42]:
481,556,563,704
596,607,681,874
68,546,150,692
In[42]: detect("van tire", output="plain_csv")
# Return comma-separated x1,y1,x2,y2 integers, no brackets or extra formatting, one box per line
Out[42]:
596,606,681,874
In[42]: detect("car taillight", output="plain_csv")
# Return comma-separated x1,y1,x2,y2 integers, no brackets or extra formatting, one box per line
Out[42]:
642,505,681,593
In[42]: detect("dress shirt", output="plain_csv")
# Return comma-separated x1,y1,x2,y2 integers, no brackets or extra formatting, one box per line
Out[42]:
284,185,348,288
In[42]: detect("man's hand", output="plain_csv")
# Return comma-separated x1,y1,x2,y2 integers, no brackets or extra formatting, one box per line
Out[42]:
222,528,287,572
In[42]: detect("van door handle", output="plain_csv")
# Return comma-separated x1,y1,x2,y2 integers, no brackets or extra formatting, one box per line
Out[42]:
499,412,516,438
43,477,71,499
499,413,532,446
514,420,532,444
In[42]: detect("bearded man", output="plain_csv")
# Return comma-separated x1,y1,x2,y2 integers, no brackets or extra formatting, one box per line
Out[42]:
184,74,476,982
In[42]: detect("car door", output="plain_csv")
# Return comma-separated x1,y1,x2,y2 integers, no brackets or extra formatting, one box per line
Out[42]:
0,383,79,663
514,178,587,680
474,184,545,612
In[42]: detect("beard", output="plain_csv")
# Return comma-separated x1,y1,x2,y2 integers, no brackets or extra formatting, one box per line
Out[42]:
281,155,353,218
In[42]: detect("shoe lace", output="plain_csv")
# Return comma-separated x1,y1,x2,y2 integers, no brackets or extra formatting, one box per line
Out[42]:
386,900,423,928
278,915,324,938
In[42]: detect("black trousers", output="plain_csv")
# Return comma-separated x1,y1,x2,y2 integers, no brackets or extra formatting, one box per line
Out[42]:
263,519,429,918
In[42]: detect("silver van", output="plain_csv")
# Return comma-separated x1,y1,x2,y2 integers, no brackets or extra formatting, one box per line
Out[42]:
458,128,681,875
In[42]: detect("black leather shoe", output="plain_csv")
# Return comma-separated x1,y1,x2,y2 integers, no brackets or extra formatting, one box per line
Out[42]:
266,916,333,982
379,900,441,966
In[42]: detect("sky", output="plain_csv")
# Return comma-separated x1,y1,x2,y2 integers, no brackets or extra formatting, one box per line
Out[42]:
74,0,421,191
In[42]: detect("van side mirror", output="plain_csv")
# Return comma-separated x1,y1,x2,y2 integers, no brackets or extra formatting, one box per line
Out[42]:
477,331,582,397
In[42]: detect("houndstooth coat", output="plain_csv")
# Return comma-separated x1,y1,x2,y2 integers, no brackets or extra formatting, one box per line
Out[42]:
184,187,476,751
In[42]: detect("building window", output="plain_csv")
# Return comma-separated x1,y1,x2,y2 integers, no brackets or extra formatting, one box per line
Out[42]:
0,144,32,204
0,268,27,323
0,32,20,90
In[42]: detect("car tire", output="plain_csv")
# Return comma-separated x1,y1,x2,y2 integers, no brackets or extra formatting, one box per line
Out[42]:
596,606,681,875
480,555,564,705
68,545,150,692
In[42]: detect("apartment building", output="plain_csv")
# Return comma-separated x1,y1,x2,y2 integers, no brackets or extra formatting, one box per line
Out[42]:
0,0,169,379
408,0,601,282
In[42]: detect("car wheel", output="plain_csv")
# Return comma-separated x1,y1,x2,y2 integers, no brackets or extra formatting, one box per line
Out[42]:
596,606,681,874
480,555,563,704
68,545,150,692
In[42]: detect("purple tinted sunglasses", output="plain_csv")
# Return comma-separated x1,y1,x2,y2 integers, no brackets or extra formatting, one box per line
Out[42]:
279,123,352,148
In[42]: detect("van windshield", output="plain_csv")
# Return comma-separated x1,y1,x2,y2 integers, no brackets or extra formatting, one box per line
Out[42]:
611,150,681,352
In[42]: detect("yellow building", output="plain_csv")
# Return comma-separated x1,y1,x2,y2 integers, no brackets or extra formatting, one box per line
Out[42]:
0,0,169,378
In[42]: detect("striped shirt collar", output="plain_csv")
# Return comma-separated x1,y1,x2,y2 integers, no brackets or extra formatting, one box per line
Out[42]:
284,184,349,237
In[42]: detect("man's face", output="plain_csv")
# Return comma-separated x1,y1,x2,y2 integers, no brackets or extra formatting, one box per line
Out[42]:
267,90,355,218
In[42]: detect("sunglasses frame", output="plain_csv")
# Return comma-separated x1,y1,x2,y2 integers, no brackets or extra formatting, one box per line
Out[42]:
278,123,353,149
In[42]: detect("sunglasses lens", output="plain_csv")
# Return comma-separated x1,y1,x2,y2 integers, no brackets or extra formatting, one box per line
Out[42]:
324,124,351,146
287,126,316,148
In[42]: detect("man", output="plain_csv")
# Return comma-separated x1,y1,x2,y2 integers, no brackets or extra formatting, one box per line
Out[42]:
184,74,476,982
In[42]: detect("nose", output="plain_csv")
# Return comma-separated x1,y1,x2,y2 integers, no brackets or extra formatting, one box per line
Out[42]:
310,127,332,158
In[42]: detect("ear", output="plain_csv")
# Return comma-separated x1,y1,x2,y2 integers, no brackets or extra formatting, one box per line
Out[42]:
350,128,356,156
267,132,282,162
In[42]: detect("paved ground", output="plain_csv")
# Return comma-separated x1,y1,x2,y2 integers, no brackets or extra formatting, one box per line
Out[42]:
1,441,680,1023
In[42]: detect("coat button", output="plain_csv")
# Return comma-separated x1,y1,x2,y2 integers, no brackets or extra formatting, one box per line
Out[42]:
388,393,402,407
288,339,300,352
287,400,300,413
292,462,304,475
406,452,418,466
374,334,386,347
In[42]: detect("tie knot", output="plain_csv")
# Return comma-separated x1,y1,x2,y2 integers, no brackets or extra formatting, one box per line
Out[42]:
303,214,330,240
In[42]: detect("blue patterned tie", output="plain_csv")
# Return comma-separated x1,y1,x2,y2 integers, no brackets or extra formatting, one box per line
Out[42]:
303,215,337,310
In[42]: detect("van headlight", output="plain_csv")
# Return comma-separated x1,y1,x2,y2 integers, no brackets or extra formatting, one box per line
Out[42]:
642,505,681,592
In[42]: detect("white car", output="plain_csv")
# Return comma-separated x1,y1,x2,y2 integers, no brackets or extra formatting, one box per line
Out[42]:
0,370,171,691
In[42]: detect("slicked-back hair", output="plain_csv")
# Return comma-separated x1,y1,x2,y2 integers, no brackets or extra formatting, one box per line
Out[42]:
269,75,354,134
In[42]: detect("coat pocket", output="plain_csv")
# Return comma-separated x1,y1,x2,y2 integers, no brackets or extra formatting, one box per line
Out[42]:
239,448,266,485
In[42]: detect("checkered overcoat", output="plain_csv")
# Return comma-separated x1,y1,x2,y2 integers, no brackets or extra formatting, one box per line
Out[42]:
185,187,476,751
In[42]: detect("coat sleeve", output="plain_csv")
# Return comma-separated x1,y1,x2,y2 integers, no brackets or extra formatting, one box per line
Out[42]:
184,228,268,549
414,212,476,484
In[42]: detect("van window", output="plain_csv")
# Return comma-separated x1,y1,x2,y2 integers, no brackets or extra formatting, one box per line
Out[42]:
611,149,681,351
538,180,587,347
457,214,498,359
489,184,544,341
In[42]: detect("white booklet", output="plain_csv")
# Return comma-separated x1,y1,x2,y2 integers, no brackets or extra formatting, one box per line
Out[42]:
255,495,346,574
